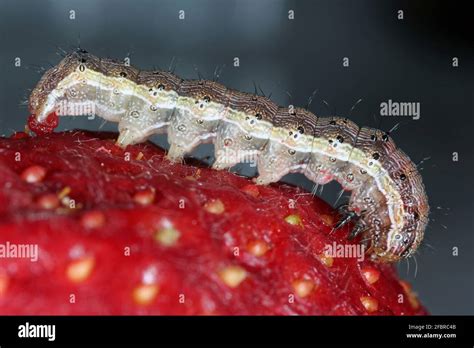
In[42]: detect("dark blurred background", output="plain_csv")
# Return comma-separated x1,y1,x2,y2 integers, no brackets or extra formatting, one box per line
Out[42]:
0,0,472,314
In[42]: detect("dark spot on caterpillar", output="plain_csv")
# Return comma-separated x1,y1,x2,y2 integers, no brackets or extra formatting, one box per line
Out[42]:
413,211,419,220
203,96,211,103
150,105,158,111
288,149,296,155
290,110,296,116
255,113,262,120
244,134,253,141
330,157,336,162
224,138,233,146
177,124,186,132
198,81,204,86
120,72,127,78
360,169,367,174
382,133,389,142
343,118,348,123
130,110,140,118
400,173,407,181
252,96,257,101
372,152,380,160
79,64,85,72
347,173,354,181
158,84,165,90
370,134,377,141
328,139,333,144
297,126,305,134
330,120,336,125
197,119,204,124
80,57,87,63
337,135,344,143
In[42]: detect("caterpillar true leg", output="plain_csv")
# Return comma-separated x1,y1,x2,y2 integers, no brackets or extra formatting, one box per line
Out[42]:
348,219,368,240
333,204,360,231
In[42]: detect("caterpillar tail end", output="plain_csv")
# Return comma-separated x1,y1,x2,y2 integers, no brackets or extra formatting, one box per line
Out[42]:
26,112,59,136
35,112,48,123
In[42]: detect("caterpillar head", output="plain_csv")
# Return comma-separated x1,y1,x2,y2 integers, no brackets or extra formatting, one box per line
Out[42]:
365,163,429,262
370,215,426,263
378,190,429,261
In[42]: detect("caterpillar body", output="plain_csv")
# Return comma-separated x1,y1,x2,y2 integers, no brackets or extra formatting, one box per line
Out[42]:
29,49,429,263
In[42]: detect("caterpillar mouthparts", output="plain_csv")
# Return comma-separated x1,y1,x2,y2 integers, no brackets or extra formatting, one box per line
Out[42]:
28,48,429,263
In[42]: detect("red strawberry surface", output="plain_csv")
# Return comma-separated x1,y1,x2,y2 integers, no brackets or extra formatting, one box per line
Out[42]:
0,130,427,315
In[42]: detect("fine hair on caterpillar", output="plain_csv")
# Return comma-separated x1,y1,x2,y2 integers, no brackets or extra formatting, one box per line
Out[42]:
28,48,430,263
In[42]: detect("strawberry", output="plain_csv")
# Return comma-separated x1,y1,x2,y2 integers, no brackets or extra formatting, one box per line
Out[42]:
0,130,427,315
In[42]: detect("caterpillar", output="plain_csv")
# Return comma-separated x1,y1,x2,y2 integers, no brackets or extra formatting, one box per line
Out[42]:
28,49,429,263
